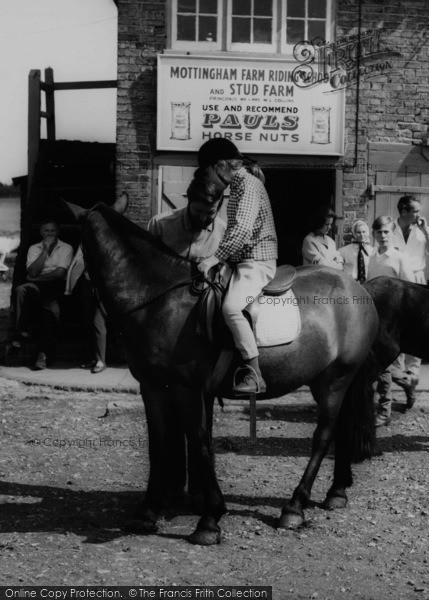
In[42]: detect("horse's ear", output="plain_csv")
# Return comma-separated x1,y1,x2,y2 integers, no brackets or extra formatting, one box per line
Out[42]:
112,191,129,215
62,199,89,221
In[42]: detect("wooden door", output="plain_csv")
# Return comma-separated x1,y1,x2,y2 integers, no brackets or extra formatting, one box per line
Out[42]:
369,143,429,280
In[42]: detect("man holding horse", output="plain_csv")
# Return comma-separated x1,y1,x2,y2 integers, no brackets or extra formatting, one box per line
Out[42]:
148,172,226,261
147,172,227,504
196,138,278,395
391,195,429,406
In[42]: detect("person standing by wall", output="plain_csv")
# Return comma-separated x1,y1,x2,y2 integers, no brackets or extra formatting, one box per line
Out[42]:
367,216,414,427
390,195,429,407
302,207,344,269
340,220,374,283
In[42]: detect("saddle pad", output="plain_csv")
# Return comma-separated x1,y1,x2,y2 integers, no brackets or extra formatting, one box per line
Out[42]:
255,289,301,347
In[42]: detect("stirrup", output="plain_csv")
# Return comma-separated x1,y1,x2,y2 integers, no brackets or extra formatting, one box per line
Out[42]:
232,365,264,394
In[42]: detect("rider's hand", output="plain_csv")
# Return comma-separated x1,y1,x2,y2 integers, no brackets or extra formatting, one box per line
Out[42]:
197,255,220,279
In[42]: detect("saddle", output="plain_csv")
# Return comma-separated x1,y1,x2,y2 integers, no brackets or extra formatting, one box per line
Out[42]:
197,264,297,344
196,264,298,396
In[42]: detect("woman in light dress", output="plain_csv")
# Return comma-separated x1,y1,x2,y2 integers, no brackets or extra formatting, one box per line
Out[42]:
302,206,343,269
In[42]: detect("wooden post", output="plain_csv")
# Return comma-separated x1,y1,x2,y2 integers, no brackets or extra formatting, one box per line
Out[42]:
249,393,257,443
44,67,56,140
27,69,41,201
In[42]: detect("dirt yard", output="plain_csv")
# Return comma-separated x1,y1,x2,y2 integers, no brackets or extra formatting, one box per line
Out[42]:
0,376,428,598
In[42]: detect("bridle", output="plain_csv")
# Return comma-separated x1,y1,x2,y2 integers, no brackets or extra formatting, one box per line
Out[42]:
116,271,225,319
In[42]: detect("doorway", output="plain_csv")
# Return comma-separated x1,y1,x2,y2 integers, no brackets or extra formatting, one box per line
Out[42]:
264,168,336,266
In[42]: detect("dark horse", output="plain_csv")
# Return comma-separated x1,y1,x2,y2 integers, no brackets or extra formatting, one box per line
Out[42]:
71,198,379,545
365,276,429,375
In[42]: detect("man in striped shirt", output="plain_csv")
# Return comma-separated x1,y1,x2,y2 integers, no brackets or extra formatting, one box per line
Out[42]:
197,138,278,395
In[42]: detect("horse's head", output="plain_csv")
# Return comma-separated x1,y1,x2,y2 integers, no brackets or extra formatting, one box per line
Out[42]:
64,194,193,316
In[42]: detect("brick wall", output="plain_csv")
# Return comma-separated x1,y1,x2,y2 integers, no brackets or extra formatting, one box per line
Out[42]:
117,0,166,226
116,0,429,233
337,0,429,236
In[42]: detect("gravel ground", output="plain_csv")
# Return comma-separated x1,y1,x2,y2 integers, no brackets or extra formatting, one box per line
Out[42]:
0,376,428,598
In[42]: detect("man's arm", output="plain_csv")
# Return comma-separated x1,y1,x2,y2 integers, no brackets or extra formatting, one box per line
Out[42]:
27,247,49,278
27,240,72,281
417,217,429,251
26,236,56,278
27,267,67,282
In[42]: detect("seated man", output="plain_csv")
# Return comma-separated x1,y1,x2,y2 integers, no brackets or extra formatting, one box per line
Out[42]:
13,219,73,369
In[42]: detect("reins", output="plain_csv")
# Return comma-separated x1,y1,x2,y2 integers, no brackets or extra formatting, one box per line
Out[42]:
116,272,225,320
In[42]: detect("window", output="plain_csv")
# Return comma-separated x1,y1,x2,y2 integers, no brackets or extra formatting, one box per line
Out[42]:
172,0,222,51
228,0,277,53
282,0,333,52
170,0,334,54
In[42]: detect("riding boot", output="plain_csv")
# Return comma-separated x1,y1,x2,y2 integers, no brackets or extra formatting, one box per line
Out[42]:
232,356,267,394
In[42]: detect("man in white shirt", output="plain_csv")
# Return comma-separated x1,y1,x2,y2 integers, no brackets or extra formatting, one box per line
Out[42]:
14,220,73,369
391,196,429,406
367,216,414,426
148,175,226,262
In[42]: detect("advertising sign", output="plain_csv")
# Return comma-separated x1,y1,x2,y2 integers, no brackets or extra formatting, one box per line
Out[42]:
157,54,345,156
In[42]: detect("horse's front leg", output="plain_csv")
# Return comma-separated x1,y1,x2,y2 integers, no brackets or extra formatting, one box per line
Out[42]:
278,381,346,529
126,380,188,534
186,393,216,514
173,384,227,546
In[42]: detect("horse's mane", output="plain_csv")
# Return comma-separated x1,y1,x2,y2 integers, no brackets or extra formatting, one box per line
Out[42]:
98,203,193,274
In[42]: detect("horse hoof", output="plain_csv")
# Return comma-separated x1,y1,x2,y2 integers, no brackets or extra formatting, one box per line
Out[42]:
123,517,158,535
277,511,305,530
188,528,221,546
188,517,221,545
322,494,347,511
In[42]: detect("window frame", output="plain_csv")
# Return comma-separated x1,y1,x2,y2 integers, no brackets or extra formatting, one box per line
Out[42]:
171,0,223,52
227,0,278,54
280,0,334,54
169,0,335,56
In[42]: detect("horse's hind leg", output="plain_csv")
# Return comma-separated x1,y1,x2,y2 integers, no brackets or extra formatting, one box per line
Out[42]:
323,361,376,510
278,375,349,530
322,439,352,511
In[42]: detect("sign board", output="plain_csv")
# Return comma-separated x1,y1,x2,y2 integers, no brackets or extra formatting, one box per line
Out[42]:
157,54,345,156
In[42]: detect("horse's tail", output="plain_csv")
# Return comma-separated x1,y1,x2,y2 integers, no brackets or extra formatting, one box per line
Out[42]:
335,352,377,463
